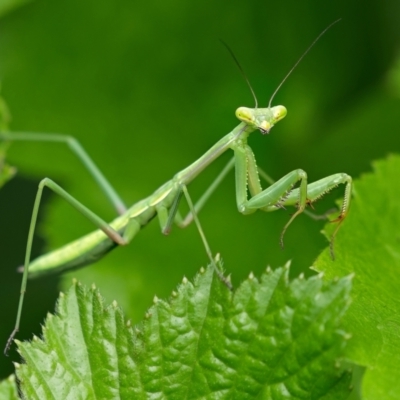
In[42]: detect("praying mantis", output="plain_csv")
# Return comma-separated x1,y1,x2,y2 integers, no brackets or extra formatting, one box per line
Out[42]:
2,20,352,354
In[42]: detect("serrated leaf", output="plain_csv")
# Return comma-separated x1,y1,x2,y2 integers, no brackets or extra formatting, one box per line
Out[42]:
314,154,400,399
0,374,19,400
16,263,352,399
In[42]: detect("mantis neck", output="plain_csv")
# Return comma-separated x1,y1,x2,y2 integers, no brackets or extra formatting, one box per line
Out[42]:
175,122,250,184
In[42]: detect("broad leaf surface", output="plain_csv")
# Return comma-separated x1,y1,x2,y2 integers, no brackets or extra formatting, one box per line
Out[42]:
16,264,352,399
314,155,400,400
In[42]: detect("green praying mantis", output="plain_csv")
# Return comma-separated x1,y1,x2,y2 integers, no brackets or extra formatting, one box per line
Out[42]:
2,20,352,354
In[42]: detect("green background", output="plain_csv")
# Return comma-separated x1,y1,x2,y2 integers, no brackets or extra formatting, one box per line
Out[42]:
0,0,399,388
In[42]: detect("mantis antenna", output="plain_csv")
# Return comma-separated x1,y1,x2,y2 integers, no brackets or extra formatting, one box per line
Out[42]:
268,18,342,108
221,19,341,110
220,39,259,109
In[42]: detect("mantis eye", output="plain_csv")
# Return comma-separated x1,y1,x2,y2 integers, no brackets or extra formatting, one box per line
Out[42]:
235,107,253,123
272,105,287,122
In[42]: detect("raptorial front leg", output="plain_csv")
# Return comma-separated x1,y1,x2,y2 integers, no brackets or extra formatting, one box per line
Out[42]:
284,173,352,259
234,145,309,247
233,144,352,257
257,164,338,221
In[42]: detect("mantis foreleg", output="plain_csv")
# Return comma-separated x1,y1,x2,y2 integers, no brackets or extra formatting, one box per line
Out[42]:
234,143,352,255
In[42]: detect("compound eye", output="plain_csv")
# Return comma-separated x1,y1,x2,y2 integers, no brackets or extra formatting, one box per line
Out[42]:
273,106,287,121
235,107,253,123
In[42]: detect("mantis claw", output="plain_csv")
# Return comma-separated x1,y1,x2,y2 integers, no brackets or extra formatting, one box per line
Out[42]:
328,212,347,260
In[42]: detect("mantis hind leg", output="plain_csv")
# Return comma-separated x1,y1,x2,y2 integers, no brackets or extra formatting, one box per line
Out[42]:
4,177,133,355
0,132,127,215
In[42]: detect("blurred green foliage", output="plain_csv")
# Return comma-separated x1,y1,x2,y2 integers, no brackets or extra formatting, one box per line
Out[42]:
0,0,400,390
0,0,30,18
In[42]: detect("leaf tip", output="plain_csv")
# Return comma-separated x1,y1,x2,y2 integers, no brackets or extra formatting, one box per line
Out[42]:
283,260,291,269
153,295,159,304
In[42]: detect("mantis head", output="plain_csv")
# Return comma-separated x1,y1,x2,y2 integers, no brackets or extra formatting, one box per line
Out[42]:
235,105,287,134
229,19,339,136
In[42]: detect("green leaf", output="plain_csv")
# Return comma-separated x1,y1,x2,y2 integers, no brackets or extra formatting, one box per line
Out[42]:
0,374,19,400
314,154,400,399
16,263,352,399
